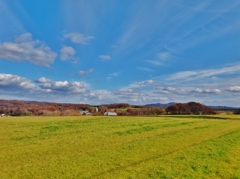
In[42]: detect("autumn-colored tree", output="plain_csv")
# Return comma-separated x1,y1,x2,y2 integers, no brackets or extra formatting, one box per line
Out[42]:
166,102,216,115
98,105,108,114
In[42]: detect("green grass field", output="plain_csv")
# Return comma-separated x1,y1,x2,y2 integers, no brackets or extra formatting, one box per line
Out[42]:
1,115,240,178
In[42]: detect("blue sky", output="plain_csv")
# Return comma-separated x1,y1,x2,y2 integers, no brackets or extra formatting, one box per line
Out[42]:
1,0,240,106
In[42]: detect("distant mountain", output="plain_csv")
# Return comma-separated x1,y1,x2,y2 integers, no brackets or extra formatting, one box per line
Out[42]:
145,102,239,110
207,106,238,110
145,102,176,108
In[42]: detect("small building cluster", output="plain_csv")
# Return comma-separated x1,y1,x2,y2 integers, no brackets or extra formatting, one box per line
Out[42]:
80,108,118,116
80,110,92,116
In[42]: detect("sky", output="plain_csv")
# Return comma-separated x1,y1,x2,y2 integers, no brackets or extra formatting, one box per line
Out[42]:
0,0,240,107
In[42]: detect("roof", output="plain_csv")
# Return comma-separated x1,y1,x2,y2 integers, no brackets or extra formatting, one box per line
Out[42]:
105,112,117,116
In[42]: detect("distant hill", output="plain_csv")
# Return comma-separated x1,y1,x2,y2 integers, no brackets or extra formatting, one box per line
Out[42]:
207,106,238,110
145,102,239,110
145,102,176,108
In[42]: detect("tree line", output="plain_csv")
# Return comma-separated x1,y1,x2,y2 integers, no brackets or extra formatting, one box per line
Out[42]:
3,100,238,116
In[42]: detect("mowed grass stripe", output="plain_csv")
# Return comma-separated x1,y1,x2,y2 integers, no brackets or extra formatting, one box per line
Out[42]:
88,120,240,178
0,117,214,152
104,126,240,179
0,116,240,179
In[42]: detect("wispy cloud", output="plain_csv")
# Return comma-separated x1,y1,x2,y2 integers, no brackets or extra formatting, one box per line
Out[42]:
111,1,175,57
149,1,240,57
63,32,94,44
0,1,26,35
137,67,153,72
145,51,175,66
0,33,57,67
157,52,173,60
142,97,168,103
145,60,162,66
112,88,143,102
107,72,119,80
99,55,111,61
168,63,240,82
176,1,240,14
78,69,94,77
154,86,186,95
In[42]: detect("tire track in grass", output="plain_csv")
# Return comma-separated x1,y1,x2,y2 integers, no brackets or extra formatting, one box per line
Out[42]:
149,127,240,179
88,121,240,178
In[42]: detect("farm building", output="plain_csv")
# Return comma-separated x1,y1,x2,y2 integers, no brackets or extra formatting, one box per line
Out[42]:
80,110,92,116
104,112,117,116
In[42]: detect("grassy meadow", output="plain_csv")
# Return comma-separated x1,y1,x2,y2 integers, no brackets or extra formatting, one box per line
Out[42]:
0,115,240,178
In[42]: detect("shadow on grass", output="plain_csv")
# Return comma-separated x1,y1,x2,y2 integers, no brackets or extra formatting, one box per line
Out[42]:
164,115,228,120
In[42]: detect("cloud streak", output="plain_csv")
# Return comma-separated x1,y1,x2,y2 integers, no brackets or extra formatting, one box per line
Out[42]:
168,63,240,82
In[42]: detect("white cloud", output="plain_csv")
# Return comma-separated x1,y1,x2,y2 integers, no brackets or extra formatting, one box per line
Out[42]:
60,46,76,60
191,88,221,94
134,80,154,86
226,86,240,92
0,73,36,91
35,77,51,83
78,69,94,77
64,32,94,44
39,80,87,94
0,33,57,67
99,55,111,61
